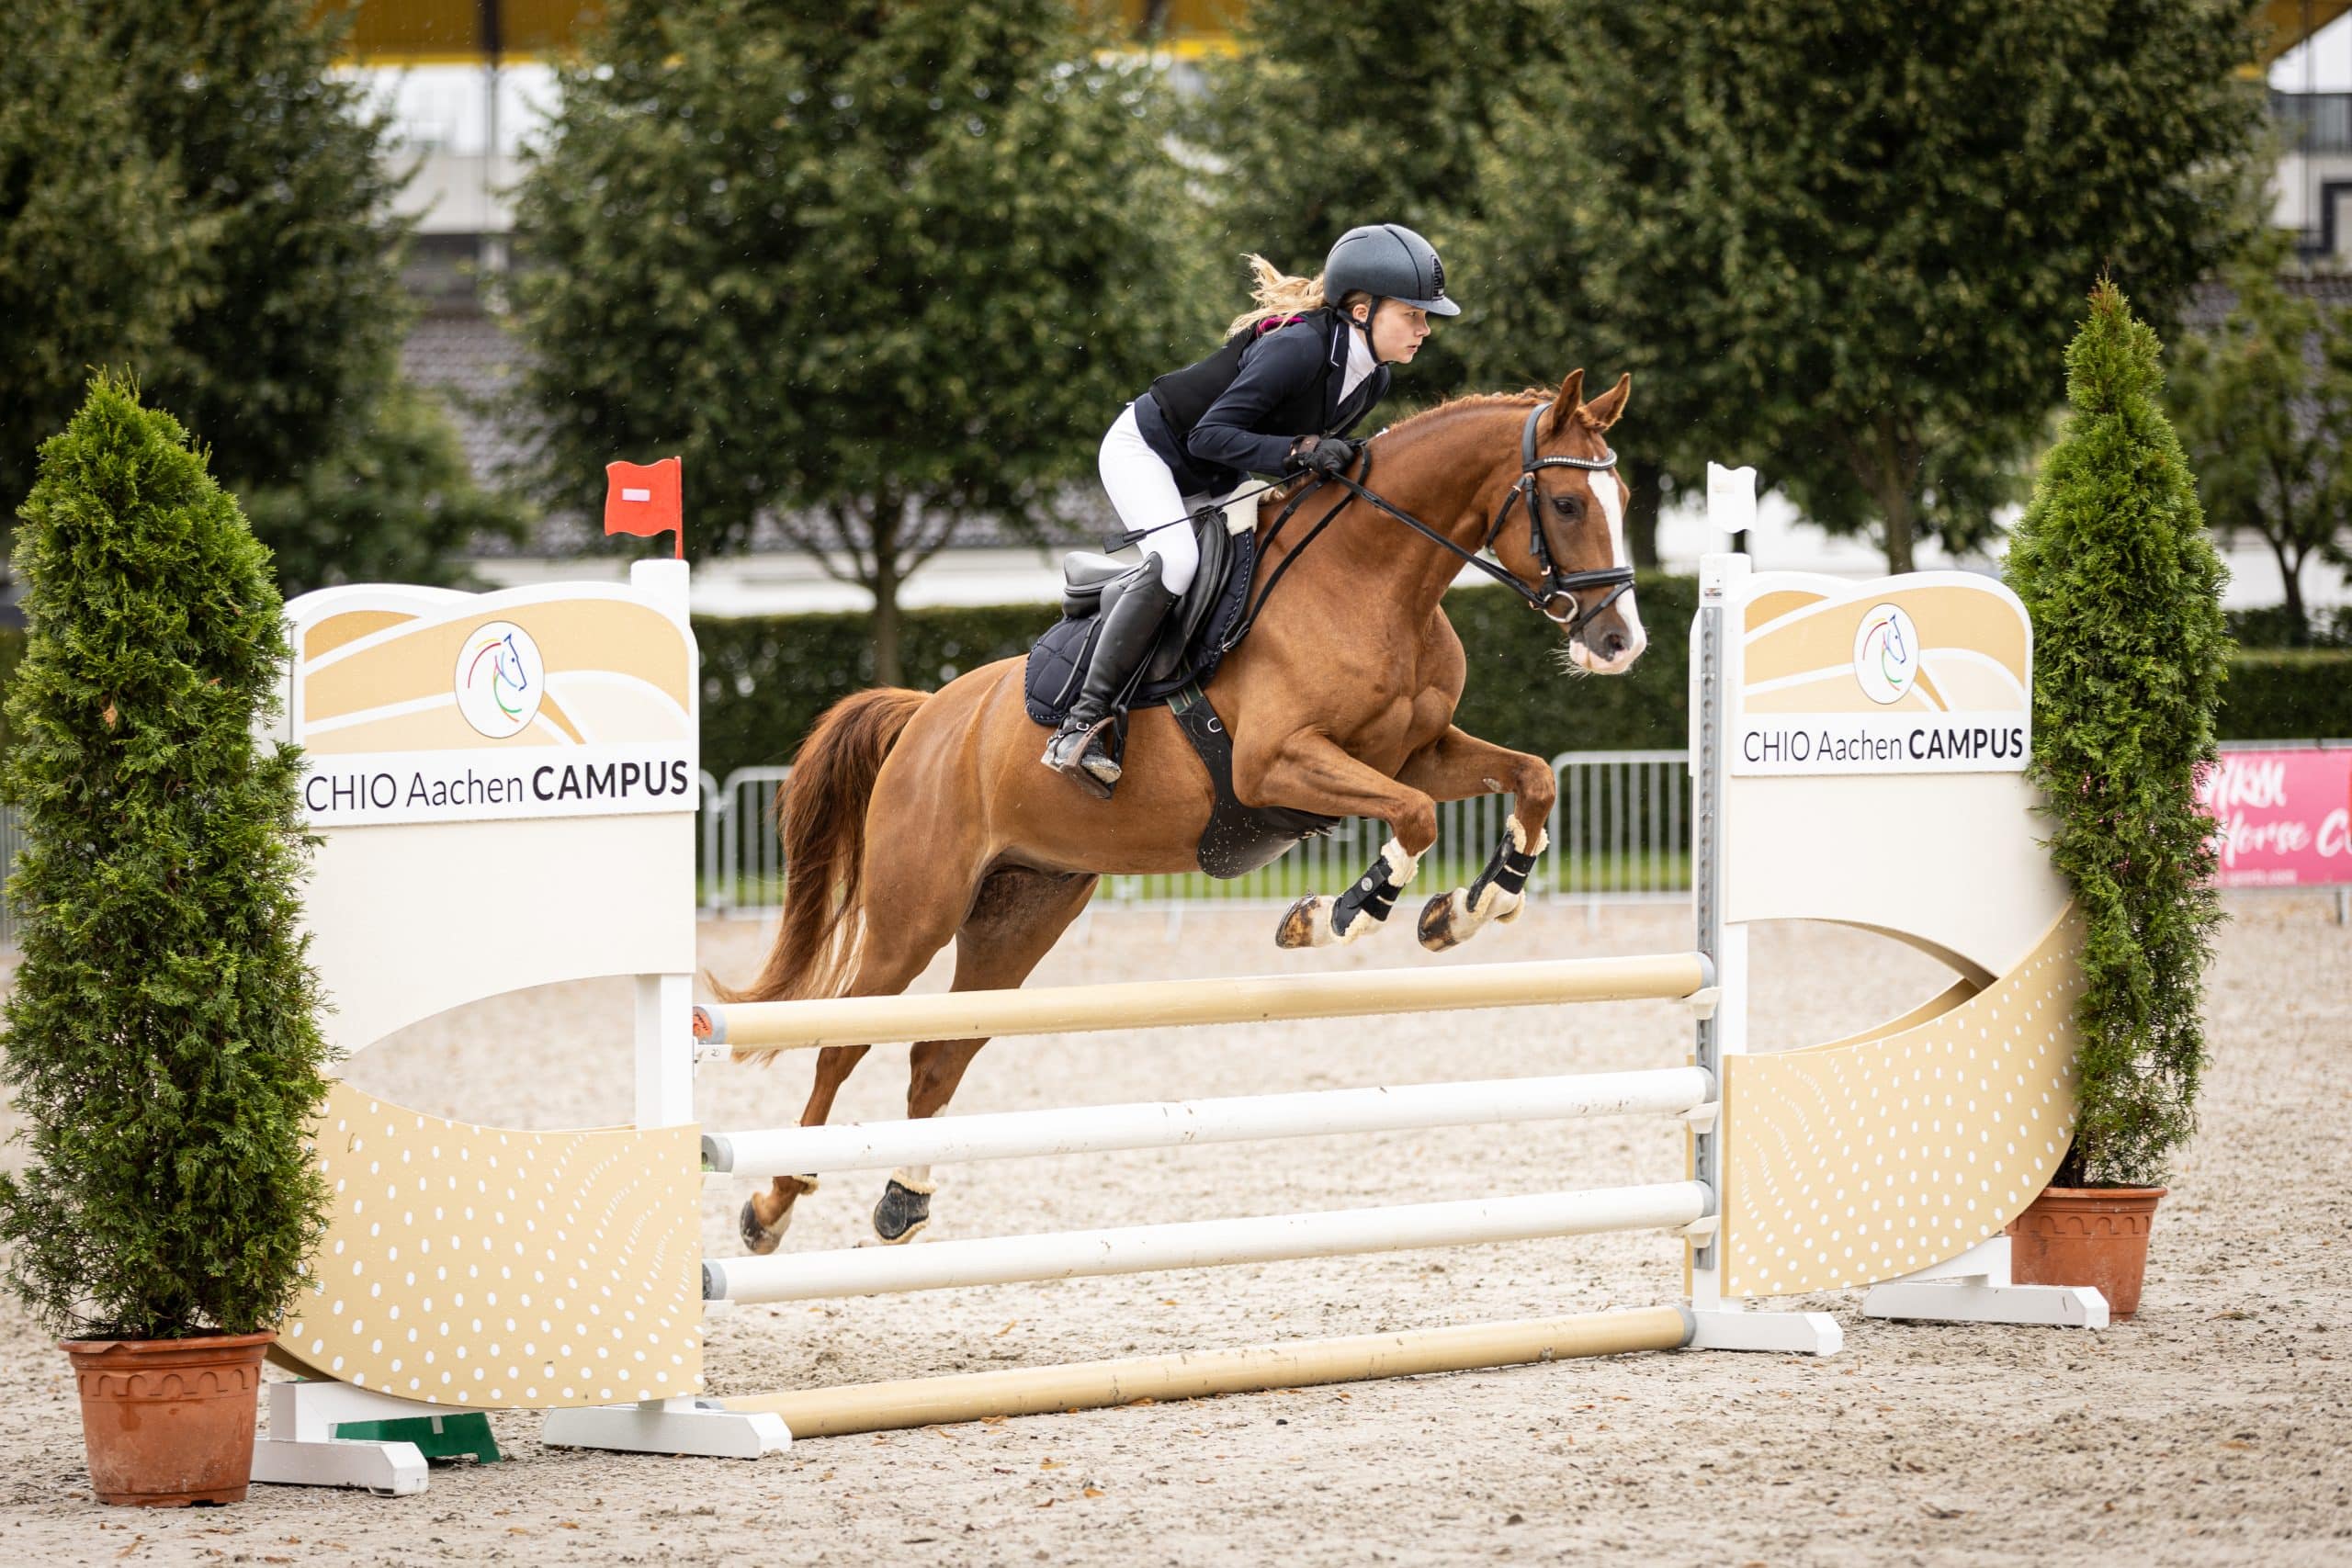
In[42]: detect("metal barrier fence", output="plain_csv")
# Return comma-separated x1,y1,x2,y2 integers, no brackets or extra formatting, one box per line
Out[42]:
697,750,1693,916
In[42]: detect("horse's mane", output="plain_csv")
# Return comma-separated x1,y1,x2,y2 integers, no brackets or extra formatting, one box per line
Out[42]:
1378,389,1549,441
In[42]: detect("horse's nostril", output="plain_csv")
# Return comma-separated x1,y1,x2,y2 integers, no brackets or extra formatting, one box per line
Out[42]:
1600,634,1627,660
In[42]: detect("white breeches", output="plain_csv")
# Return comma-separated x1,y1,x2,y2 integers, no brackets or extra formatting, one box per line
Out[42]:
1098,403,1212,594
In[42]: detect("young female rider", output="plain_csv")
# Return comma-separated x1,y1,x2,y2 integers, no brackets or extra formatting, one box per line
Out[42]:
1041,222,1456,788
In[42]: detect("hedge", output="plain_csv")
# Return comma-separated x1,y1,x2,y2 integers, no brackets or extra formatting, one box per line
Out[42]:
0,578,2339,778
2215,650,2352,740
692,575,1700,783
692,574,2346,778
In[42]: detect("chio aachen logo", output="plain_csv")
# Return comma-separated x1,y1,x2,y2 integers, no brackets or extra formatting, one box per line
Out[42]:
1851,604,1920,705
454,621,546,738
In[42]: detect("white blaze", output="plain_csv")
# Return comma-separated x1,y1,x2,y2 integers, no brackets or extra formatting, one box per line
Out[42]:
1592,472,1644,646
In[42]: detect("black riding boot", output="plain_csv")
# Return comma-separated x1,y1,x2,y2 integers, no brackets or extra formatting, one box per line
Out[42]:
1042,573,1182,795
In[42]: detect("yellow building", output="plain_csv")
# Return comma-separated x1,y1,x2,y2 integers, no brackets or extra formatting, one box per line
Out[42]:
326,0,1245,62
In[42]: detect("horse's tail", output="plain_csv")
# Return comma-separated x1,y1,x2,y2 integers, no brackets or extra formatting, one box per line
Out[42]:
712,686,930,1006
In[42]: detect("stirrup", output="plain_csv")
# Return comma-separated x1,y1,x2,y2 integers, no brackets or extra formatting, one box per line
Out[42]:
1042,714,1119,798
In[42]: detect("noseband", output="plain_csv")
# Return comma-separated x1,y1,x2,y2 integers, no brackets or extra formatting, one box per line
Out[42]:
1480,404,1635,638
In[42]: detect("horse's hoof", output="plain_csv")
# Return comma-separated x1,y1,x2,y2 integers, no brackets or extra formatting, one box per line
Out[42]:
741,1197,788,1257
1418,888,1469,952
1277,894,1341,948
872,1179,933,1245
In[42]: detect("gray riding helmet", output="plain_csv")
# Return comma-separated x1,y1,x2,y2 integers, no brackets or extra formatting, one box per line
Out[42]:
1322,223,1459,316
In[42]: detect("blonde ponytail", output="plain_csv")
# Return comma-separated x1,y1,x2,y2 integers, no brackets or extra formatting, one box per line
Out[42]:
1226,254,1328,337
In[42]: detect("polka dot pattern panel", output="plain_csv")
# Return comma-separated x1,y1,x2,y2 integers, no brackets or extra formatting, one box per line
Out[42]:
1719,910,2082,1298
273,1084,706,1409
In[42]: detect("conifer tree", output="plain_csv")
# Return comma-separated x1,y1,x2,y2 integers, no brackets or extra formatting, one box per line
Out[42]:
0,375,332,1338
2005,283,2230,1187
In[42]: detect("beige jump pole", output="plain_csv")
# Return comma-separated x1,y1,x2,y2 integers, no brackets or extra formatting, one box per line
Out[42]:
694,952,1713,1053
720,1306,1696,1439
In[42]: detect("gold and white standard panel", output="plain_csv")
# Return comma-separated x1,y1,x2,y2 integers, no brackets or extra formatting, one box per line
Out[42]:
1685,494,2102,1330
252,561,787,1496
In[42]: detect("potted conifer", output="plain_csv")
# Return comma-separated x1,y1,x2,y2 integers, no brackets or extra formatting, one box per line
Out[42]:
2001,282,2231,1319
0,375,333,1505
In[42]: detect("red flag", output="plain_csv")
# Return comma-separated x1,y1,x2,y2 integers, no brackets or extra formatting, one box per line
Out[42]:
604,457,684,558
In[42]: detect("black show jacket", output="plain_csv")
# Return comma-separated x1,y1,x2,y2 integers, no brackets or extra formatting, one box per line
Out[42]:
1132,308,1391,494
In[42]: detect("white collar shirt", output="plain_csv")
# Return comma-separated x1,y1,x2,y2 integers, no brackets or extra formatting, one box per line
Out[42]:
1339,320,1379,403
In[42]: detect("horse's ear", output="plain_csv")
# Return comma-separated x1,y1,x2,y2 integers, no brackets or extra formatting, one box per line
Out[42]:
1543,369,1587,437
1579,371,1632,432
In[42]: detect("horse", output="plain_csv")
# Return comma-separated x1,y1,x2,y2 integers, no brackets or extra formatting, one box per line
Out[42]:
721,369,1646,1252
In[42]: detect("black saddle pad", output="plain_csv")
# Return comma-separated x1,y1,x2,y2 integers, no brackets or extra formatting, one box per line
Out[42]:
1023,529,1257,728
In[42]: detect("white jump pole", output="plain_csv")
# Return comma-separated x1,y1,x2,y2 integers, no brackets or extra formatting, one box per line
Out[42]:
704,1182,1710,1305
703,1066,1715,1178
719,1306,1698,1439
695,952,1712,1053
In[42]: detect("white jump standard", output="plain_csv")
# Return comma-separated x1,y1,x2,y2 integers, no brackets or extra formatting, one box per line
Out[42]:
252,468,2100,1491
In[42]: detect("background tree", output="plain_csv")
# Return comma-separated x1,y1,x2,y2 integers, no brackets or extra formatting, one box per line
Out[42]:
1479,0,2267,572
238,380,530,594
79,0,413,495
0,0,208,513
515,0,1215,684
1195,0,1560,396
1457,94,1690,568
2005,283,2229,1187
1,0,499,587
2169,251,2352,646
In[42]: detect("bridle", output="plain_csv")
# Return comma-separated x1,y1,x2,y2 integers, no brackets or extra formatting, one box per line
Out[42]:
1215,399,1640,656
1476,403,1635,636
1314,402,1635,639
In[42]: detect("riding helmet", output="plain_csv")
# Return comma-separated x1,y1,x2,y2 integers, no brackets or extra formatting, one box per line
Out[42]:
1323,223,1459,316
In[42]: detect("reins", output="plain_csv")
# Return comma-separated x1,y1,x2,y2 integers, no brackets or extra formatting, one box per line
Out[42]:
1225,403,1637,647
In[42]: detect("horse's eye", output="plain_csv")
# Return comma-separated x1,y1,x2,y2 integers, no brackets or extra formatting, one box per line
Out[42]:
1551,494,1583,519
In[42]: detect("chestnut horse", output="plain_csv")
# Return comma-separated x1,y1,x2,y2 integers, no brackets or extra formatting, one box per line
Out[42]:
723,369,1646,1251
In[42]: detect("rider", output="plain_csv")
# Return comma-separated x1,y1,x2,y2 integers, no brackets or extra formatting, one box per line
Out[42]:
1041,222,1456,789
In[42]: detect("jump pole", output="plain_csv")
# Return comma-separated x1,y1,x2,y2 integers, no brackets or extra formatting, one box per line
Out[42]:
702,1065,1716,1177
695,952,1713,1053
704,1182,1712,1304
719,1307,1696,1439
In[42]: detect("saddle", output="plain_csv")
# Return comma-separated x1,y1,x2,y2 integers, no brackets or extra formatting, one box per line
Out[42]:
1023,497,1340,874
1022,495,1258,729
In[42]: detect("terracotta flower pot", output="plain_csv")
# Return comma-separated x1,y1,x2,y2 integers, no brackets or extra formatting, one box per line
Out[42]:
60,1331,275,1506
2006,1187,2166,1319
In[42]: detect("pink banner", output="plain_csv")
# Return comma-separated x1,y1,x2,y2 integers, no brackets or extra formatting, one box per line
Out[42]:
2198,747,2352,887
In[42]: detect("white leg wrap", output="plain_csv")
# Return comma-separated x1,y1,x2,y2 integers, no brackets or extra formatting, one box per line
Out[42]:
1451,823,1548,931
889,1165,937,1196
1377,838,1421,886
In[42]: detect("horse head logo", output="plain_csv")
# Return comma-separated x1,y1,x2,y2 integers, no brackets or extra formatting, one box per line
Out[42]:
1852,604,1921,705
454,621,547,738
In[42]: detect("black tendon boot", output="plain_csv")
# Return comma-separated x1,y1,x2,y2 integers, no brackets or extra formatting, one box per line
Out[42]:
1042,570,1182,795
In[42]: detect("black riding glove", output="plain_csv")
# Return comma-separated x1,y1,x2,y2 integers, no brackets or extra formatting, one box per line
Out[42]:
1295,435,1359,475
